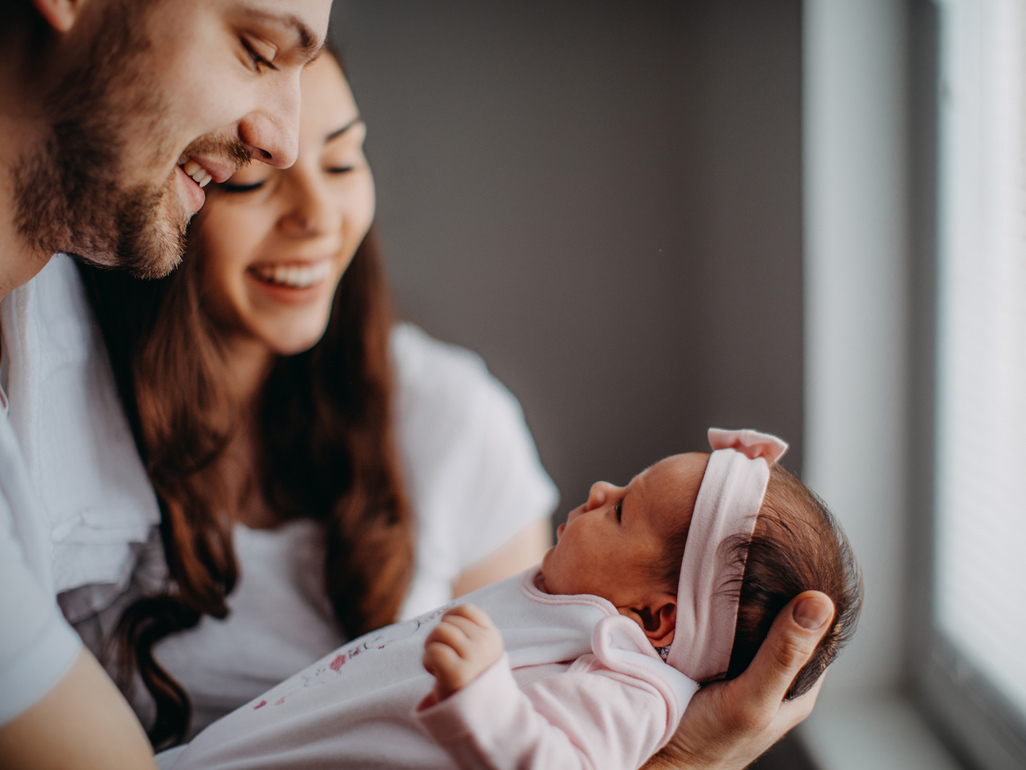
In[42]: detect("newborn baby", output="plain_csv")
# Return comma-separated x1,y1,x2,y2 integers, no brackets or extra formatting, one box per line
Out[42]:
167,428,862,770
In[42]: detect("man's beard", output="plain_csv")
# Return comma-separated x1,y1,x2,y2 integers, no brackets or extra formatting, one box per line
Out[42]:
11,1,246,279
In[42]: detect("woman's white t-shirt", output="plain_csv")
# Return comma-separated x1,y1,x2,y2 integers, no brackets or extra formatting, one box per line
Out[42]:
74,322,559,737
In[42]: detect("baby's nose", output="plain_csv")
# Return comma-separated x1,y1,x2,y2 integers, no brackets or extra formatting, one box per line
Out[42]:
585,481,612,510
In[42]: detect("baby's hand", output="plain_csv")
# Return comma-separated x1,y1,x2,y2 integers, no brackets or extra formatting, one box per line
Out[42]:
422,604,504,701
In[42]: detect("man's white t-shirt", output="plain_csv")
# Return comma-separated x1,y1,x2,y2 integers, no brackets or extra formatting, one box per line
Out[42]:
0,417,82,724
0,254,158,725
0,255,558,734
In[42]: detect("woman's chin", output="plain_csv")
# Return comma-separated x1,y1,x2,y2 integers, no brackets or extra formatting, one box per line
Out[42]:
266,327,330,358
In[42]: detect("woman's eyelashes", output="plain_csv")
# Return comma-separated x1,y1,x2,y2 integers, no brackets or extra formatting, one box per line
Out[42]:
323,148,365,176
220,179,268,193
218,162,357,194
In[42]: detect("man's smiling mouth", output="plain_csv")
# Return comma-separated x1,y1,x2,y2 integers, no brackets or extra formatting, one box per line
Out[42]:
179,159,212,188
175,151,239,190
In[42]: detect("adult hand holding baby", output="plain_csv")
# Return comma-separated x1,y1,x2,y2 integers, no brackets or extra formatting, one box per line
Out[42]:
644,590,834,769
423,604,506,701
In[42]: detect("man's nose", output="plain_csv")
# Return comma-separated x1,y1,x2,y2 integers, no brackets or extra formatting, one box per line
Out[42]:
238,79,301,169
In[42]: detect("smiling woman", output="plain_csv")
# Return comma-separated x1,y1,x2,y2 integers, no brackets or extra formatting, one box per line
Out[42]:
75,50,557,749
194,66,375,360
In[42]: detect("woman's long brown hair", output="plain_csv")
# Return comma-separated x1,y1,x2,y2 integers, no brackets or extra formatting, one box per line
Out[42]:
77,221,414,749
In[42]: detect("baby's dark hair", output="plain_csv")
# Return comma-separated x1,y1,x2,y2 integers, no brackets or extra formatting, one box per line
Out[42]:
654,457,863,699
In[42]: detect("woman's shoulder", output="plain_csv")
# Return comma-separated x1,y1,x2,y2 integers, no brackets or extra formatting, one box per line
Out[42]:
389,322,525,434
387,321,556,524
388,324,557,616
391,323,494,391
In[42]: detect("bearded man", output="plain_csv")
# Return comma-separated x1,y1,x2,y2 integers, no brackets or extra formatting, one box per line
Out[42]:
0,1,330,766
0,2,836,769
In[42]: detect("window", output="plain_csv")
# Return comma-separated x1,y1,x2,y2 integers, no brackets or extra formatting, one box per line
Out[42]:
919,1,1026,766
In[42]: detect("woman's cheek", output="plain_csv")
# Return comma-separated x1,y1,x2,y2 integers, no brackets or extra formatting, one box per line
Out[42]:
364,175,377,227
339,180,375,244
199,210,263,288
355,179,377,240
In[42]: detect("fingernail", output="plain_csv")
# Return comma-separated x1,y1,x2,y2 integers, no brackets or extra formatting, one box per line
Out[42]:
794,597,831,630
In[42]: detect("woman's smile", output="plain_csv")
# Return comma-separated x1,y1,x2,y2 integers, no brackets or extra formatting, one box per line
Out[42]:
247,259,334,289
244,259,335,306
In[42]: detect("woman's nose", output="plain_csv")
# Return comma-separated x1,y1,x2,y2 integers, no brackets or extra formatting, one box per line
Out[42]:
280,176,335,236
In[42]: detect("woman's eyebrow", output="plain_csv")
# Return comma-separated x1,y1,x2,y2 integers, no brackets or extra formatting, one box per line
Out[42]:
325,117,363,143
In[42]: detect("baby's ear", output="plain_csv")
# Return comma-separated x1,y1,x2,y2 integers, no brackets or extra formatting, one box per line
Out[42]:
620,593,677,648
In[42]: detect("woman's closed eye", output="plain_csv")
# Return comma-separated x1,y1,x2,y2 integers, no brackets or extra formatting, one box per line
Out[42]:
322,147,366,177
219,164,275,194
220,179,268,193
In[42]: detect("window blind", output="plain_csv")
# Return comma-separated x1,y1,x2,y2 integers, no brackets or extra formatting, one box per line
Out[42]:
935,0,1026,724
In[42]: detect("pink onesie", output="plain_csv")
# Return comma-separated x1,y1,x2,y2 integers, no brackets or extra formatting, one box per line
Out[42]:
168,568,699,770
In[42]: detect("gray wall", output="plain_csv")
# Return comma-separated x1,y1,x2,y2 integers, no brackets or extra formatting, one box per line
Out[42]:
330,1,804,526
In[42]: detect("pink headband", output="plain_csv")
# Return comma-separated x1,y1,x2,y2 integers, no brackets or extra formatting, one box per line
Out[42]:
666,428,788,681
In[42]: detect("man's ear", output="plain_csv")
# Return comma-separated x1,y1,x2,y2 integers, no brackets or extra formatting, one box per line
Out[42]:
619,593,677,648
32,0,88,33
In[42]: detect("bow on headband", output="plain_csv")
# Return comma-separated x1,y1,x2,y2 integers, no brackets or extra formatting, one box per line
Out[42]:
665,428,788,681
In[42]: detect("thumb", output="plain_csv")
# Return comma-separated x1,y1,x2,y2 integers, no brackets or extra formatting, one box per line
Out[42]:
743,590,834,708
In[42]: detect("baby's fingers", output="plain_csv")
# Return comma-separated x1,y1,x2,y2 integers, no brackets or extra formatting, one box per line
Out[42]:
437,605,499,644
423,606,505,701
425,619,478,659
441,604,498,633
433,606,499,649
422,640,462,676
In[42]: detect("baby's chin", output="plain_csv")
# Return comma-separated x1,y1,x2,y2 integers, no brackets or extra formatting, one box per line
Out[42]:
536,546,557,594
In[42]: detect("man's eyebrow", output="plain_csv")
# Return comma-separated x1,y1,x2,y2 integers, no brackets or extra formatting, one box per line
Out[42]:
247,10,325,63
325,117,363,143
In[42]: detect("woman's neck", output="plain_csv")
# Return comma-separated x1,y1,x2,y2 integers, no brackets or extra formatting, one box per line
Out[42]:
220,419,279,529
219,336,279,529
223,336,276,411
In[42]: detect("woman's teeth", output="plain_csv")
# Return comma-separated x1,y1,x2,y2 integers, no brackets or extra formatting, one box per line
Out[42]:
250,262,332,289
181,160,212,188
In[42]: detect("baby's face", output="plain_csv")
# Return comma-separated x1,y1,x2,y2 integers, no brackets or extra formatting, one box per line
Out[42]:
540,453,708,608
